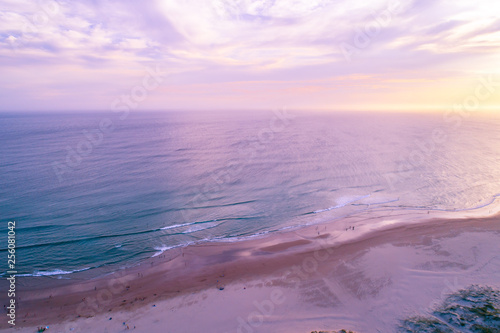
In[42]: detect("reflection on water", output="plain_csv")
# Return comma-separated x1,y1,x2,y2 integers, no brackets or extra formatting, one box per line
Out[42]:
1,110,500,276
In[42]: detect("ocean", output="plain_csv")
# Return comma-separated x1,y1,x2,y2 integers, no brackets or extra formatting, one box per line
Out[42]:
1,110,500,279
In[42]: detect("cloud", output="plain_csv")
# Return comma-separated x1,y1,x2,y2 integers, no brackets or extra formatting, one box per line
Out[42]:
0,0,499,111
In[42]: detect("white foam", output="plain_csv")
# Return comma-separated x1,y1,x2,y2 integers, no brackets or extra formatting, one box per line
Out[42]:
17,267,91,277
152,244,180,257
182,221,220,234
161,222,196,230
151,239,209,257
314,194,371,213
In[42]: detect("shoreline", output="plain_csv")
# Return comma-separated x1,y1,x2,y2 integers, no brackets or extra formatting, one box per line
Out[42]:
12,197,500,286
2,208,500,331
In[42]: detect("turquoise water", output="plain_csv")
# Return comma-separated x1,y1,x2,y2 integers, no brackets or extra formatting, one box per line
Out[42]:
1,110,500,278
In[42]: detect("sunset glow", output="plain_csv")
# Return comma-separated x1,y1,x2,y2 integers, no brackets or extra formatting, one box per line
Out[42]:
1,0,500,111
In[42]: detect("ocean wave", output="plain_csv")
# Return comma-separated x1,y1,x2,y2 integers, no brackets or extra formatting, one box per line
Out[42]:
361,198,400,206
152,244,182,257
15,267,91,277
0,219,218,252
160,219,221,234
180,200,257,211
182,221,221,234
208,224,304,244
0,227,168,252
13,193,500,277
391,193,500,213
160,222,197,230
454,193,500,212
313,194,371,213
0,217,242,253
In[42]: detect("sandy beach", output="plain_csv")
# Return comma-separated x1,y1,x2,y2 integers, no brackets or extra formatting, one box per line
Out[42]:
2,209,499,333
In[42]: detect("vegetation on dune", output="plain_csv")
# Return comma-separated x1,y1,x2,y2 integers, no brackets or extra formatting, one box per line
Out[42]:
399,285,500,333
310,285,499,333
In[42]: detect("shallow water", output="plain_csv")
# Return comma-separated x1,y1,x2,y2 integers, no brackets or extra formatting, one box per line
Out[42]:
1,110,500,277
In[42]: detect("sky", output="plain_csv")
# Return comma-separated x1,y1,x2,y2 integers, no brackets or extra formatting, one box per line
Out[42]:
1,0,500,112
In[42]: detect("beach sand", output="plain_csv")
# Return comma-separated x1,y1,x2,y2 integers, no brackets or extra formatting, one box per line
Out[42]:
2,210,500,332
